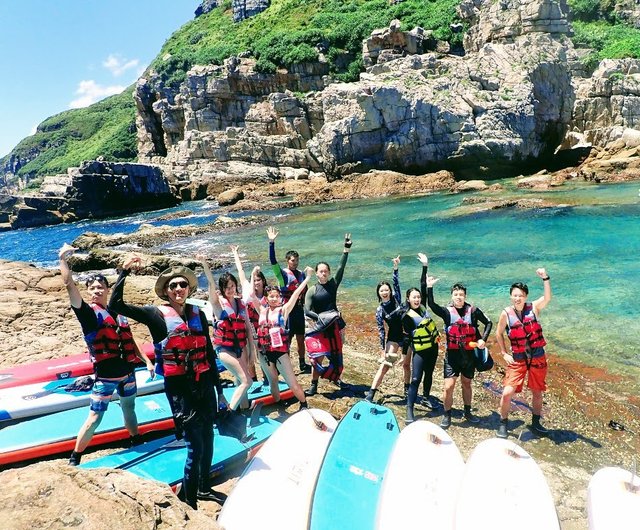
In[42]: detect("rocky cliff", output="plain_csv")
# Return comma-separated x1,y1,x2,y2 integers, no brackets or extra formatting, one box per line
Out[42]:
134,0,627,185
2,160,179,230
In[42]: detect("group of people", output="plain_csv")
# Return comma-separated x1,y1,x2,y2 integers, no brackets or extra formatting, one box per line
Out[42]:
59,228,553,509
370,252,553,439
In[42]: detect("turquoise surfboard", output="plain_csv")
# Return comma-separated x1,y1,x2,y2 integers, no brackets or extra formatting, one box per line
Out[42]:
0,380,290,465
309,401,400,530
81,414,281,487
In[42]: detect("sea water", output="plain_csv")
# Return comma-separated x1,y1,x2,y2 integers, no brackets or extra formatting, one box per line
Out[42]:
2,180,639,384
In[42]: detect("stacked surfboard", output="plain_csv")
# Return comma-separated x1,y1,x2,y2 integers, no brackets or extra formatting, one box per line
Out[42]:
588,466,640,529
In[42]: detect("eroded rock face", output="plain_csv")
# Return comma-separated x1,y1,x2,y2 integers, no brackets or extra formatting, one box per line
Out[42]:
134,0,577,183
232,0,270,22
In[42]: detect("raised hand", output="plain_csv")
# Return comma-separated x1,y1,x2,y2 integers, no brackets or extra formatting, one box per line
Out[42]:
344,233,352,248
230,245,240,255
122,254,143,271
392,255,400,268
535,267,548,279
417,253,428,266
58,243,77,261
267,226,279,241
304,265,314,277
426,275,439,288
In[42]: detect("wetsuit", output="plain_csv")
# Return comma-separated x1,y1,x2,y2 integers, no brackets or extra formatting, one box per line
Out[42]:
269,242,307,336
375,268,404,350
109,270,224,509
427,277,492,380
304,251,349,379
402,266,439,410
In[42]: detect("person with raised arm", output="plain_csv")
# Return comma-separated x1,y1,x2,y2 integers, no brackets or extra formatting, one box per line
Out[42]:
231,245,268,383
267,226,313,374
401,253,440,424
59,244,154,467
303,233,352,396
246,264,314,408
495,269,553,438
365,255,408,402
425,256,493,428
198,254,252,412
109,255,227,510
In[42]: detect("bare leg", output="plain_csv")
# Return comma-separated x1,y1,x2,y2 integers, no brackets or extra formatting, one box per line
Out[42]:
120,394,139,436
277,355,307,403
461,375,473,407
74,410,105,453
443,376,457,412
499,385,516,419
218,351,251,410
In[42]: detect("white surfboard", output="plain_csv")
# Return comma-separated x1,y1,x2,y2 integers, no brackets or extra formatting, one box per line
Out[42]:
455,438,559,530
0,368,162,421
588,466,640,529
218,408,337,530
376,420,464,530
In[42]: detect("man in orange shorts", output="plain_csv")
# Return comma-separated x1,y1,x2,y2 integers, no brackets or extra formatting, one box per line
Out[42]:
495,268,552,438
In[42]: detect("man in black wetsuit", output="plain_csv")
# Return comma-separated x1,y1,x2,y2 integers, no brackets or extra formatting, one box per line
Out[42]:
59,244,154,466
109,255,227,510
425,255,492,429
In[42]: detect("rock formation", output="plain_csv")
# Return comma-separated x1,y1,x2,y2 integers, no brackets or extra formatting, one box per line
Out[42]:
5,160,179,229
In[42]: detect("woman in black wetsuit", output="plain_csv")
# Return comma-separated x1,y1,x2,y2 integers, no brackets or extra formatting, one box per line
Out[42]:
402,253,440,424
109,255,227,510
303,233,352,396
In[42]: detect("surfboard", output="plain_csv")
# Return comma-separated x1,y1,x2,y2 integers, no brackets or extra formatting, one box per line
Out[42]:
309,401,400,530
0,380,291,466
0,367,163,422
0,343,226,391
81,414,281,490
376,420,464,529
587,466,640,529
455,438,559,529
218,408,338,530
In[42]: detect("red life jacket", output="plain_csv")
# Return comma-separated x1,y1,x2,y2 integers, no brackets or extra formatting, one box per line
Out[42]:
155,304,209,379
445,304,477,351
257,307,289,353
88,303,137,364
214,297,248,349
281,268,306,304
247,295,267,330
505,303,546,359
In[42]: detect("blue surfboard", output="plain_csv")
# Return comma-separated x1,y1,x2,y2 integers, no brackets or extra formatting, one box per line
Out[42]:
0,380,290,465
81,414,281,488
309,401,400,530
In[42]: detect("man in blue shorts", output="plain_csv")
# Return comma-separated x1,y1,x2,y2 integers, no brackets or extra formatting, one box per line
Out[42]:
59,244,154,466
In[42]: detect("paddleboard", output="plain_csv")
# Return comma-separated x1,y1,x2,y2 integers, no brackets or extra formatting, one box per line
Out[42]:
81,414,280,490
0,380,290,465
218,408,338,530
0,343,226,391
587,466,640,529
455,438,559,529
0,367,163,422
309,401,400,530
376,420,465,529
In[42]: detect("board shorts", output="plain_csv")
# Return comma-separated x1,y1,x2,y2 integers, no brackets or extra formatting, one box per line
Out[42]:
503,356,548,393
287,305,306,336
90,372,136,412
444,349,475,380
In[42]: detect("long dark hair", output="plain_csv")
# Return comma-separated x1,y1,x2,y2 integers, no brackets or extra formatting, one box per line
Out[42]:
376,281,393,303
218,272,238,297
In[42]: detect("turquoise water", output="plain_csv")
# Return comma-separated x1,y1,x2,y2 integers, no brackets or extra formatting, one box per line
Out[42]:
2,180,639,381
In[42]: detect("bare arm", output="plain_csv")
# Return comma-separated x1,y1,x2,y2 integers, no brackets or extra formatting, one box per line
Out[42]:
533,267,552,314
231,245,249,287
197,254,223,319
282,266,313,320
58,244,83,308
495,310,514,366
133,341,155,377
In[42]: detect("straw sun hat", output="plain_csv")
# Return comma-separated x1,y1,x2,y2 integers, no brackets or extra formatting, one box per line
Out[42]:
154,266,197,301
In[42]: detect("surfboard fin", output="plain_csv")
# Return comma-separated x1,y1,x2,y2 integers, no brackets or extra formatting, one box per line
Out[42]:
249,402,263,428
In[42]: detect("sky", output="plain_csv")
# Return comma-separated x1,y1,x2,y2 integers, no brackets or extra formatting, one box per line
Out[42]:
0,1,198,158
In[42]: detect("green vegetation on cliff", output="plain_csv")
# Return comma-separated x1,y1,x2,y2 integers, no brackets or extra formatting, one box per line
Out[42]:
3,0,640,186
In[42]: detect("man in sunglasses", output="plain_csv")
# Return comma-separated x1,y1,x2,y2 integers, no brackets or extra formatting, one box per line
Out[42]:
109,255,227,510
59,244,154,467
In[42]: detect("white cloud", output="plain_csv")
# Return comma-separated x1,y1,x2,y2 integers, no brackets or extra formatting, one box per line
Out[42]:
68,80,125,109
103,54,140,77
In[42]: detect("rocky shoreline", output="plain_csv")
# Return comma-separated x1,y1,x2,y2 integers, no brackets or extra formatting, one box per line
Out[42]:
1,258,639,529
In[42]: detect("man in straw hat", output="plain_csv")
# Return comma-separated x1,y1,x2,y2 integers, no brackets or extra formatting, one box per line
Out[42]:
59,244,154,467
109,255,228,509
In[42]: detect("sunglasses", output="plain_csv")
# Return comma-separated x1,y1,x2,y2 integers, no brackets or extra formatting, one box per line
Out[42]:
85,274,109,287
168,280,190,291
